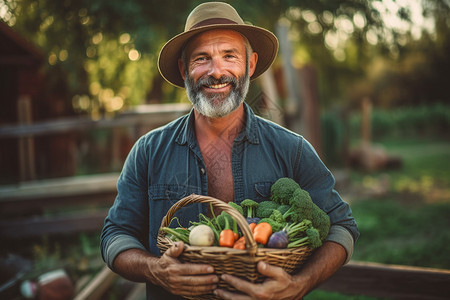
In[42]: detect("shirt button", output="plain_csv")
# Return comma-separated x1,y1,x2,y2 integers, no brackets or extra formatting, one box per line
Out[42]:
200,168,205,175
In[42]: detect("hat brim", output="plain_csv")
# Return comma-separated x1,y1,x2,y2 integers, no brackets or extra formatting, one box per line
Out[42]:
158,24,279,88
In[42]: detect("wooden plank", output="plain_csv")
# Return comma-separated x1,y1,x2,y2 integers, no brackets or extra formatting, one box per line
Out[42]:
74,266,118,300
0,173,119,215
0,103,191,138
0,209,108,237
318,261,450,299
126,283,146,300
0,173,119,200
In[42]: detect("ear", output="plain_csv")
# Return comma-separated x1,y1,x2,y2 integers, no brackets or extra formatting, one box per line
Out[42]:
178,58,186,81
248,52,258,77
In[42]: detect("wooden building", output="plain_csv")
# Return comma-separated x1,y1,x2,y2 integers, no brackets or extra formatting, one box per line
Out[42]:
0,21,44,183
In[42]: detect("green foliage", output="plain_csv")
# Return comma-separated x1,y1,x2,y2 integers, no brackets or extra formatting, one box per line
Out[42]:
228,202,244,216
5,0,440,117
321,110,347,166
352,198,450,269
349,103,450,141
305,290,387,300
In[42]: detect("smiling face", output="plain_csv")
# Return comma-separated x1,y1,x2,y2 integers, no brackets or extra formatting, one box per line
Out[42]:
178,29,258,118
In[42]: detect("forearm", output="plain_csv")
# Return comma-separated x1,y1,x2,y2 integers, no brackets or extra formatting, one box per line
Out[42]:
112,248,158,284
293,241,346,297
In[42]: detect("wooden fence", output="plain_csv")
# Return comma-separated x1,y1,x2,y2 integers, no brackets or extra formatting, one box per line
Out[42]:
75,261,450,300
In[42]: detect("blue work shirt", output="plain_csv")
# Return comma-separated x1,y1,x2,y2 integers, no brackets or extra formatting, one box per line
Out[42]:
101,103,359,299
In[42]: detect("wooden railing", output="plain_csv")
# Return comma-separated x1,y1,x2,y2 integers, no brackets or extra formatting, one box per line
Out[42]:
0,103,191,182
75,261,450,300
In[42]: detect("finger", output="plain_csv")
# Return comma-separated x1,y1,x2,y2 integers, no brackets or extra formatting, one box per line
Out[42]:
214,288,250,300
257,261,285,278
164,241,185,258
176,280,218,296
219,274,255,296
171,262,215,276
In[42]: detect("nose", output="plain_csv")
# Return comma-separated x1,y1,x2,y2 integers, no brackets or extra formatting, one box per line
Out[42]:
207,57,225,79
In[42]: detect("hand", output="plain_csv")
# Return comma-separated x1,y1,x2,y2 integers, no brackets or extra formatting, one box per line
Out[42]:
213,261,304,300
148,241,219,297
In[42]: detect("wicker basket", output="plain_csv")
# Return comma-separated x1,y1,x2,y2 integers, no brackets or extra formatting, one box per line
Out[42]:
157,194,313,300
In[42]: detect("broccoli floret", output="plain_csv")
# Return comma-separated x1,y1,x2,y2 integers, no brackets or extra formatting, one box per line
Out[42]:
284,219,312,240
258,209,287,233
269,209,286,225
287,226,322,249
258,218,284,232
228,202,244,216
284,188,330,241
255,200,278,219
276,204,291,215
270,177,300,205
241,199,258,217
311,207,330,241
283,188,314,223
306,227,322,249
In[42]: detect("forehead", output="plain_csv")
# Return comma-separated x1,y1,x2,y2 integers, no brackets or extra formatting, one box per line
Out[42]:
184,29,246,55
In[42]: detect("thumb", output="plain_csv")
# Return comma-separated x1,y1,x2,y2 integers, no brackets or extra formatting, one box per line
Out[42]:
165,241,185,258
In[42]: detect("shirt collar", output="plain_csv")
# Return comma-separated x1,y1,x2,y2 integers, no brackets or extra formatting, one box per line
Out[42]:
175,102,260,146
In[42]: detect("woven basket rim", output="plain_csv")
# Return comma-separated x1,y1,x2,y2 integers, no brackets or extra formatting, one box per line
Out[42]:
157,193,312,255
158,193,259,254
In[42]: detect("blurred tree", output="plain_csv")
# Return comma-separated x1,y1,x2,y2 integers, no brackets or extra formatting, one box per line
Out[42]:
365,0,450,107
1,0,446,117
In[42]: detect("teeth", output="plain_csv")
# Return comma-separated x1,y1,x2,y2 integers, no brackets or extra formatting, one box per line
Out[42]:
208,83,228,89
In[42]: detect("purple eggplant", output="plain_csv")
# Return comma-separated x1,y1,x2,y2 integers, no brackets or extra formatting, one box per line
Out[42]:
246,217,261,224
266,230,289,248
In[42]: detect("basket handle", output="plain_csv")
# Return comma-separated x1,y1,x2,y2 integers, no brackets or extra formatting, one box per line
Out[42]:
159,194,258,254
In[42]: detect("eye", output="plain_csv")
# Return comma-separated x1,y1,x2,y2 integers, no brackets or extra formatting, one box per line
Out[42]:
194,56,208,62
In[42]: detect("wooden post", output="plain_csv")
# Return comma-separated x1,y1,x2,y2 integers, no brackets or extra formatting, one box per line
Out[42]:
361,97,372,147
299,65,322,157
259,67,284,126
17,95,36,181
276,20,304,134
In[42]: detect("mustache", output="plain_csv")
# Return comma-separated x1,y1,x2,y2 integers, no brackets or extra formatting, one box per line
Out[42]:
195,75,238,90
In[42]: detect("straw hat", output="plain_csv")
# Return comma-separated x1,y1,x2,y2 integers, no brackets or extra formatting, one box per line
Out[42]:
158,2,279,88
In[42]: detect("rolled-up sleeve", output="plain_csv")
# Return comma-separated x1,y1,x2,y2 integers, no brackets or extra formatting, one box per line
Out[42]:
100,137,150,268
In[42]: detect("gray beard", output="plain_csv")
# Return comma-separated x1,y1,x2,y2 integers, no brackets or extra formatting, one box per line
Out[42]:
184,70,250,118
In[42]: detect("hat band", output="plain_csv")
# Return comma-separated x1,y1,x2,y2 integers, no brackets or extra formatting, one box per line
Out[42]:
190,18,238,30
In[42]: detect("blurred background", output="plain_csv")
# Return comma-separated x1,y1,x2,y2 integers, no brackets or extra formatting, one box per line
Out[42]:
0,0,449,299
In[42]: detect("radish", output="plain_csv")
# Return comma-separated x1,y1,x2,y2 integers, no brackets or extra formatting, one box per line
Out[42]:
189,224,215,246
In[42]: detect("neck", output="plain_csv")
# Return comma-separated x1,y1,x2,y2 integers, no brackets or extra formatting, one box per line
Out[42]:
194,103,245,143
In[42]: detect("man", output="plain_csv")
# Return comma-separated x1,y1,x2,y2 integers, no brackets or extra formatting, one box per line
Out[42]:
101,2,359,299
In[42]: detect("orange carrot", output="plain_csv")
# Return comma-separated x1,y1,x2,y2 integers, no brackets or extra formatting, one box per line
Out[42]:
253,222,272,245
219,229,235,247
233,236,246,249
249,222,257,232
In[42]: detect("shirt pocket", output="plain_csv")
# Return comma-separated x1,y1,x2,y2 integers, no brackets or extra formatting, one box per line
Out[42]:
148,184,200,202
253,181,274,202
148,184,202,227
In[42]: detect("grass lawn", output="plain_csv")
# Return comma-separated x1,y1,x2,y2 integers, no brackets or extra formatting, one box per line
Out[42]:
306,137,450,300
349,137,450,269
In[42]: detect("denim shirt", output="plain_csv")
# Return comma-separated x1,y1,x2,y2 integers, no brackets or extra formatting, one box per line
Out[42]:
101,103,359,299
